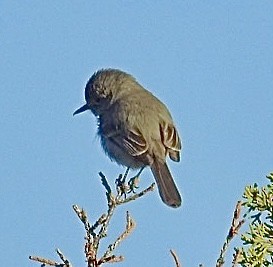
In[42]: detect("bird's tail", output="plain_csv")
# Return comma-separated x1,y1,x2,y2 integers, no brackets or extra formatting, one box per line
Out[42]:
150,159,182,208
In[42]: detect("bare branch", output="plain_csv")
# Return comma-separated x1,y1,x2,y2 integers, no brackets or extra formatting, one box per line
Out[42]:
30,170,155,267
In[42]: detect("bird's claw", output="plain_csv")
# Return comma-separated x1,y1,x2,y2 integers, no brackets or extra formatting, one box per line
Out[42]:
128,176,140,193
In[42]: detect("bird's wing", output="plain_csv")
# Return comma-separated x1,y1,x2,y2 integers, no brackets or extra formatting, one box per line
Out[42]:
123,127,149,156
103,125,148,157
160,121,181,162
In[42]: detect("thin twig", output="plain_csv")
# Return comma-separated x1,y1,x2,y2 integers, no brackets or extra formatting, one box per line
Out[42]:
98,255,124,264
216,201,245,267
170,249,181,267
56,249,71,266
101,211,136,261
29,256,58,266
116,182,156,205
99,172,112,195
29,249,72,267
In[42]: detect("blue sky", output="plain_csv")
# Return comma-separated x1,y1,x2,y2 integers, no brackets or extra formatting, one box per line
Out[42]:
1,1,273,266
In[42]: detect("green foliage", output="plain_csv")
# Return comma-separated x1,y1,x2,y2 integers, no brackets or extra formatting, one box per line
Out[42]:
235,173,273,266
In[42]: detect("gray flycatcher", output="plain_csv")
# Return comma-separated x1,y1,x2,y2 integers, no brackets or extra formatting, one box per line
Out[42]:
73,69,182,208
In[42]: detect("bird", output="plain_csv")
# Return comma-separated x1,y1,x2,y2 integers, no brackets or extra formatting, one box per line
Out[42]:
73,68,182,208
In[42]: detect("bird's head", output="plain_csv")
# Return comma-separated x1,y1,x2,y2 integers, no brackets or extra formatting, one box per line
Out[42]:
73,68,134,117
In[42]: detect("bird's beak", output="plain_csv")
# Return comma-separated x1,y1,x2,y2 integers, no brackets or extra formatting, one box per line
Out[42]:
73,104,89,116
